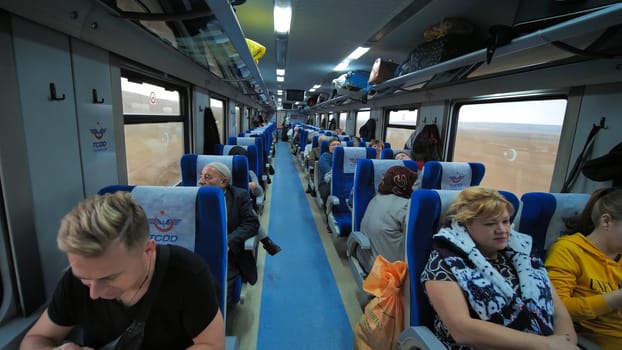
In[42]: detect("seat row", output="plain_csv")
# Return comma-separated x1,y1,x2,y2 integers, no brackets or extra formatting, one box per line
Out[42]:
394,188,591,349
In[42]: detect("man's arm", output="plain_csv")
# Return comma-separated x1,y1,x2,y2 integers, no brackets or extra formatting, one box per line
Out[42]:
227,189,260,253
20,309,81,350
187,309,225,350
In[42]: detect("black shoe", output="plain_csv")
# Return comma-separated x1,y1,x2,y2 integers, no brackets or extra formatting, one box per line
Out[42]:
268,165,275,175
267,177,272,184
310,190,316,197
261,237,282,256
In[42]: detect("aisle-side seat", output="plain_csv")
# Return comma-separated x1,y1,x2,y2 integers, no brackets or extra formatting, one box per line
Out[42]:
179,154,258,305
215,144,265,215
346,159,419,290
327,146,376,237
97,185,228,316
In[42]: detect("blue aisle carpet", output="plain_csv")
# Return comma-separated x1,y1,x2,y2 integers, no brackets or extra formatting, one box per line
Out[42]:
256,141,353,349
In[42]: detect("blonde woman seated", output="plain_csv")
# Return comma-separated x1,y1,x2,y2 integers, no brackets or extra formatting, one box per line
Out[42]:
357,165,418,272
421,187,578,350
546,188,622,350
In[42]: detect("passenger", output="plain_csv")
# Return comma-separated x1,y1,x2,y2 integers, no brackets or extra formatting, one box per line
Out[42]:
20,191,225,350
318,138,341,206
305,135,330,196
421,187,578,350
351,136,362,147
368,139,384,159
393,151,412,160
357,165,418,272
227,146,282,256
545,188,622,350
198,162,260,302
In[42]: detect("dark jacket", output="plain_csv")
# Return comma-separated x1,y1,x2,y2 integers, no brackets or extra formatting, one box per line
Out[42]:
224,185,260,284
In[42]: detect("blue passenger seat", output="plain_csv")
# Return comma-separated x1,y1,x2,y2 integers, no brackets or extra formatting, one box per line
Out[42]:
345,159,419,290
514,192,591,259
228,136,267,187
326,146,377,237
215,144,265,215
97,185,228,316
179,154,258,305
398,189,519,349
420,161,485,190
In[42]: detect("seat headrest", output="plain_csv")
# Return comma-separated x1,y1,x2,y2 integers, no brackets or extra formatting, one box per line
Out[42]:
341,147,369,173
195,155,234,185
439,162,473,190
131,186,198,252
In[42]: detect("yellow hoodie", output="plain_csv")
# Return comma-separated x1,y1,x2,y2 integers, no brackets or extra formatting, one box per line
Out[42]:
545,233,622,350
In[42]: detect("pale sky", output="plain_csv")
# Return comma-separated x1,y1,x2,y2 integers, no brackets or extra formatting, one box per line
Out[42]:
459,99,567,125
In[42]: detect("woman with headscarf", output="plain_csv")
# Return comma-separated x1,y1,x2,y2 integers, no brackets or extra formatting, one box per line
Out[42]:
357,165,418,272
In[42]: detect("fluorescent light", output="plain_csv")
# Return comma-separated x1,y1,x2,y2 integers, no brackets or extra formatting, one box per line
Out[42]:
276,76,284,82
274,6,292,34
313,84,321,89
276,69,285,76
309,88,316,92
347,47,369,60
277,90,283,95
334,59,351,71
277,97,282,102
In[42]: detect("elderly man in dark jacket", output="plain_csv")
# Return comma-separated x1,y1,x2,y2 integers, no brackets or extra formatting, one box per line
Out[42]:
198,162,259,302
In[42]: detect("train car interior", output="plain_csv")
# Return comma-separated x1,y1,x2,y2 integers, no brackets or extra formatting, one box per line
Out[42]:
1,0,622,349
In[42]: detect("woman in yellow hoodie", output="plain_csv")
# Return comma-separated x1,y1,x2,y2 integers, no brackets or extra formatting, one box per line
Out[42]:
546,188,622,350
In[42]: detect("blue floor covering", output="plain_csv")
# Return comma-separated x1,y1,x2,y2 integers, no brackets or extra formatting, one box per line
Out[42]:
256,141,353,349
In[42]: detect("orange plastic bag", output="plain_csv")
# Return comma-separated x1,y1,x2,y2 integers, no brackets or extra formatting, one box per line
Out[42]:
353,255,407,350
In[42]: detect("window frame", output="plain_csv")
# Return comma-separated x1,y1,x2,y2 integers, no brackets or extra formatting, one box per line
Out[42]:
383,106,418,148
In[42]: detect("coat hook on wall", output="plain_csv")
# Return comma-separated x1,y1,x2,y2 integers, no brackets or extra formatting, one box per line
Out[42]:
49,83,65,101
92,89,104,104
594,116,607,130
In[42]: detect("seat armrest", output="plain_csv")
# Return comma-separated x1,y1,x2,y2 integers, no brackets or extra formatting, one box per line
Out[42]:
326,195,340,210
346,231,371,257
244,236,259,252
398,326,447,350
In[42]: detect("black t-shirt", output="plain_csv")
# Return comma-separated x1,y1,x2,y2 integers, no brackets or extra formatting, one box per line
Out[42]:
48,245,220,350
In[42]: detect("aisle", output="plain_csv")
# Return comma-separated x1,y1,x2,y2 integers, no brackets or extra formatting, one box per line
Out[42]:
256,141,353,349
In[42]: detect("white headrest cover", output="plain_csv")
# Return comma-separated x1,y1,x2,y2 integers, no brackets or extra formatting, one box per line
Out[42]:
440,162,472,190
132,186,198,252
195,155,234,185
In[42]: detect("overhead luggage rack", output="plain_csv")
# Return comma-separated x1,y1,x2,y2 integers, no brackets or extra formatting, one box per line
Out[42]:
318,3,622,106
96,0,272,108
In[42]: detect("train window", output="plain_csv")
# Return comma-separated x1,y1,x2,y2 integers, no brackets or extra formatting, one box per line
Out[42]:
121,77,187,186
355,110,370,138
385,109,418,149
210,98,225,144
453,99,566,197
339,112,347,130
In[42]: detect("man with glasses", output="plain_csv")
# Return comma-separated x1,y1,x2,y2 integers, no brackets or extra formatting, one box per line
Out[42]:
199,162,260,303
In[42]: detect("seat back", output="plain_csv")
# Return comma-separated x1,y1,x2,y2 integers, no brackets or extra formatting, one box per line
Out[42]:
420,161,485,190
515,192,590,258
228,136,264,181
352,159,419,232
180,154,249,191
97,185,228,317
215,144,259,179
328,146,377,236
404,188,519,328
